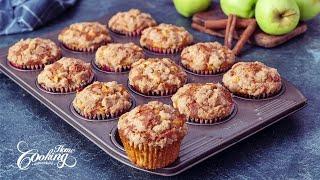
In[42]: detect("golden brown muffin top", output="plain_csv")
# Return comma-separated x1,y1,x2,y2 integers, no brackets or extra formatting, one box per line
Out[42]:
181,42,235,72
118,101,187,148
73,81,131,116
172,83,234,120
37,57,93,89
95,43,144,71
7,38,61,66
140,23,193,49
58,22,112,49
128,58,187,93
108,9,156,33
222,61,282,97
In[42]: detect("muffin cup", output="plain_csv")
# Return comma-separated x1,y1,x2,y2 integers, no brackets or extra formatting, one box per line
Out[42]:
73,103,132,120
62,43,100,52
233,90,280,100
188,115,229,124
182,64,231,75
39,74,94,93
222,82,283,100
131,85,179,97
97,64,131,72
144,45,184,54
9,53,61,70
185,102,236,125
61,41,111,53
119,131,181,169
109,27,143,37
9,62,46,70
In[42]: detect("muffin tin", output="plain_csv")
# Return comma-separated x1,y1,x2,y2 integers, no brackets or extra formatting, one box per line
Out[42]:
0,14,307,176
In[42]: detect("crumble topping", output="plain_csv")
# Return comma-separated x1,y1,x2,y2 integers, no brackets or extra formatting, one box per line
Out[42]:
222,61,282,96
58,22,112,49
172,83,234,120
181,42,235,72
95,43,144,70
108,9,156,33
128,58,187,93
73,81,131,116
37,57,93,89
140,23,193,49
118,101,187,148
7,38,61,66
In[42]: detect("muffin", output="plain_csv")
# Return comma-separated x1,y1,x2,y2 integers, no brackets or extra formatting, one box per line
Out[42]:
72,81,132,119
181,42,235,75
128,58,187,96
118,101,188,169
172,83,234,124
108,9,157,36
7,38,61,70
37,57,94,93
58,22,112,52
222,61,282,98
140,23,193,54
95,43,145,72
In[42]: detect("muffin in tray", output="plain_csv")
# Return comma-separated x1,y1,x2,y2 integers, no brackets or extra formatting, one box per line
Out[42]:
7,38,61,70
172,83,234,124
37,57,94,93
222,61,282,98
181,42,235,75
108,9,157,36
72,81,132,120
140,23,193,54
128,58,187,96
58,22,112,52
95,43,145,72
118,101,188,169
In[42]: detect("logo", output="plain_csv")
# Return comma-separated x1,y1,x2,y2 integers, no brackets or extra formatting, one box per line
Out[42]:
16,141,77,170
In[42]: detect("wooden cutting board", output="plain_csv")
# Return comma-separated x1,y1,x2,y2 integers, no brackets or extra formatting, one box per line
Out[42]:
192,3,308,48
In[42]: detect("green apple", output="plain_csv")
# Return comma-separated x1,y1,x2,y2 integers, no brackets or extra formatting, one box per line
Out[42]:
295,0,320,21
173,0,211,17
220,0,257,18
255,0,300,35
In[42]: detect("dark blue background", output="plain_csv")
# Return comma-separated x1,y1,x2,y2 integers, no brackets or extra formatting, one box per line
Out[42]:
1,0,320,179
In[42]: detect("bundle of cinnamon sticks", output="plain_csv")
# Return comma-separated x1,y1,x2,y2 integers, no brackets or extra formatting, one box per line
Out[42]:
192,14,257,56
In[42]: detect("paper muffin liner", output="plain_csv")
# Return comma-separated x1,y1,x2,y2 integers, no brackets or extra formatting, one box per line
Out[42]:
222,82,283,100
96,64,131,72
131,85,179,97
144,45,184,54
119,131,181,169
61,40,111,53
109,27,143,37
187,113,231,124
39,74,94,93
73,102,132,120
233,90,281,100
182,64,231,75
9,53,61,70
9,62,46,70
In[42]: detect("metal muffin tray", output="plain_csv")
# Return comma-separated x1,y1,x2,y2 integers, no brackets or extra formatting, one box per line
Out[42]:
0,14,307,176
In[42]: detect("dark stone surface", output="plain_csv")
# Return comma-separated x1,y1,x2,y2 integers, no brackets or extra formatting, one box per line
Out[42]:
0,0,320,179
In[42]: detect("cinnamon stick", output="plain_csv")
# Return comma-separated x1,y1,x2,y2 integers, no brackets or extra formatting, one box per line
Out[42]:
191,22,225,37
224,15,232,48
225,15,236,48
227,15,237,48
203,19,228,29
191,22,253,43
204,19,254,29
192,16,205,26
233,20,257,55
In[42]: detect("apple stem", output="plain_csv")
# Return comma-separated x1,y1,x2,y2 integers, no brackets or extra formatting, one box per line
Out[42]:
281,11,297,18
